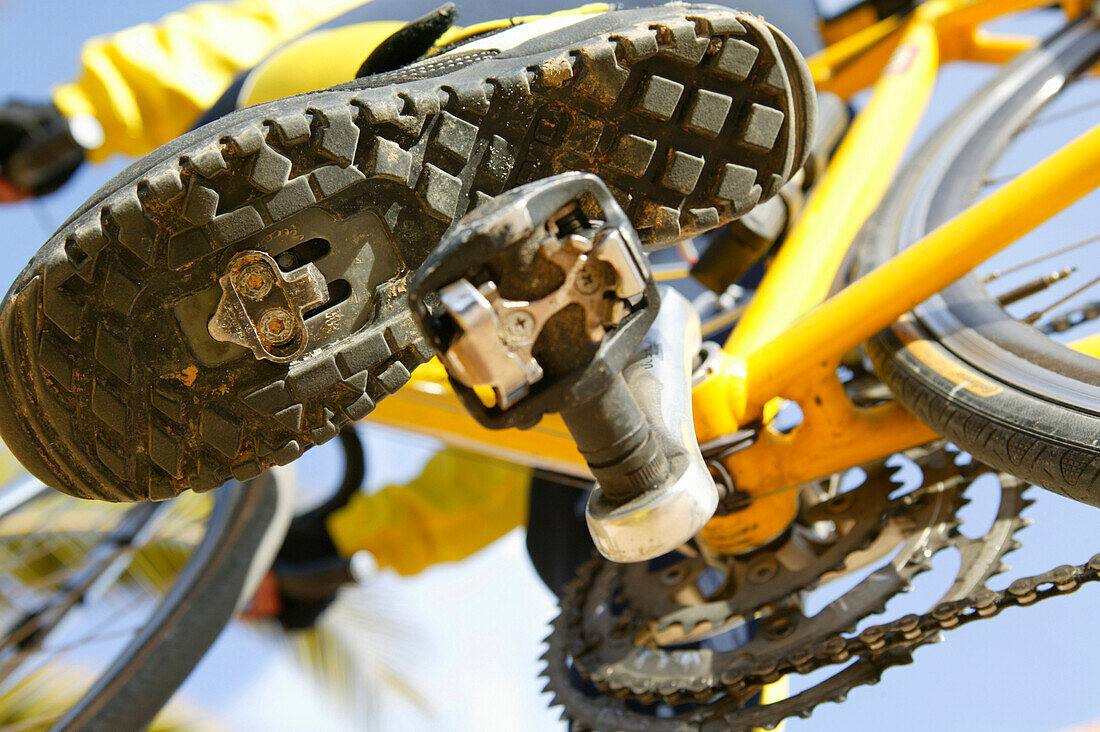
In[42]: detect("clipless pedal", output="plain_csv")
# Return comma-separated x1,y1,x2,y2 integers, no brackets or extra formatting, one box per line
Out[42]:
410,173,717,562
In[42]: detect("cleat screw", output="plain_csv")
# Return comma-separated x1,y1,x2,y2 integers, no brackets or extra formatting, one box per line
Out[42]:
237,261,275,300
502,310,536,343
258,307,296,346
574,261,605,295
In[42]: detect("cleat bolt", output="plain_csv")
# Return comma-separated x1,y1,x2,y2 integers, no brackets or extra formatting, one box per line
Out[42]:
258,307,296,346
237,261,275,300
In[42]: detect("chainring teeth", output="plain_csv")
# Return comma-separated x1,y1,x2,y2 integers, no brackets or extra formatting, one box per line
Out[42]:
540,445,1064,731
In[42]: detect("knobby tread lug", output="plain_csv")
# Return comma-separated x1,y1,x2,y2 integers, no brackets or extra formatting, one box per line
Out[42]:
0,4,814,501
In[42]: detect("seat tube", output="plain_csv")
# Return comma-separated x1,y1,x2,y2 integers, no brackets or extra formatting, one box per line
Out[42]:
723,17,940,369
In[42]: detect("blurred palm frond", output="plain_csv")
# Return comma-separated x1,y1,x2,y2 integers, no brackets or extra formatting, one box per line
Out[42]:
0,665,226,731
0,474,220,731
0,491,210,611
261,582,434,731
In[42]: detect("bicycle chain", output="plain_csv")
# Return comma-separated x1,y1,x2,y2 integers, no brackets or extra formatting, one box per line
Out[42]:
541,448,1099,730
561,447,982,699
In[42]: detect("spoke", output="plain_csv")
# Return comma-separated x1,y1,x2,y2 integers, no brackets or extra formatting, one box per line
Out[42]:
702,304,749,336
1029,95,1100,130
84,506,172,604
0,503,183,599
1023,273,1100,325
0,479,50,520
26,591,150,667
41,625,141,660
0,624,144,694
1041,298,1100,334
996,266,1075,305
0,573,45,616
0,503,161,663
0,505,107,587
0,528,113,601
0,496,204,711
0,588,153,700
983,232,1100,281
0,533,101,600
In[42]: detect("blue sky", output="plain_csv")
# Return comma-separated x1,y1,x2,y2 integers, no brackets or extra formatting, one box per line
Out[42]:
2,2,1100,731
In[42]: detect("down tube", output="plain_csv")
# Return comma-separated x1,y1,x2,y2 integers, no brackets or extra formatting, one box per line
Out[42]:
722,17,940,360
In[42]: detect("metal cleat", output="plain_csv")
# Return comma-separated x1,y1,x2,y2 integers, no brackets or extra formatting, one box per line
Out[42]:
208,250,327,363
435,218,646,409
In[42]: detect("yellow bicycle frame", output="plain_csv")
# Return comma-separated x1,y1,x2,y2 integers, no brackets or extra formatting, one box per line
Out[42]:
370,0,1100,553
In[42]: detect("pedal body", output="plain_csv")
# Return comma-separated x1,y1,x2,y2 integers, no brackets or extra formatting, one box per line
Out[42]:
411,173,717,562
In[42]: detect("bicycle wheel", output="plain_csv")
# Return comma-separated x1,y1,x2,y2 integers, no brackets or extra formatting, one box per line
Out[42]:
854,10,1100,504
0,463,290,732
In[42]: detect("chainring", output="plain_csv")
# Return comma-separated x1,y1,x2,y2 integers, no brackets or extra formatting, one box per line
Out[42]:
542,443,1034,731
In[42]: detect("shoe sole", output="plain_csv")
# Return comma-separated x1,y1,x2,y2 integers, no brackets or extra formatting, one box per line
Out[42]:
0,4,815,501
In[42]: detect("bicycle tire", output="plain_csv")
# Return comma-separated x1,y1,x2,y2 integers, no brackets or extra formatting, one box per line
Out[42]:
49,470,290,732
854,11,1100,504
0,466,290,731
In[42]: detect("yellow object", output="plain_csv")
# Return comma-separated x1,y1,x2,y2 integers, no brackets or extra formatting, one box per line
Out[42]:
819,4,885,48
326,448,532,576
693,0,1094,551
740,117,1100,417
239,4,610,105
1072,332,1100,357
728,14,939,361
239,20,405,107
52,0,614,162
810,13,906,98
52,0,367,161
332,0,1100,560
700,366,937,553
371,360,589,477
694,2,940,551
